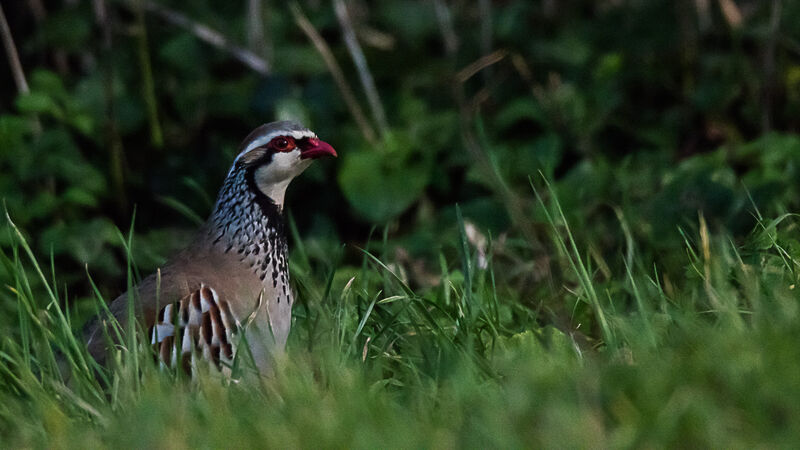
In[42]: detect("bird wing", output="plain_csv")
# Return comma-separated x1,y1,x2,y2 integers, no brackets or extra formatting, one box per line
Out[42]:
150,284,241,374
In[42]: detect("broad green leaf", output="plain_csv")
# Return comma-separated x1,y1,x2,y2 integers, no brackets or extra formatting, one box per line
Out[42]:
338,150,430,223
16,93,59,116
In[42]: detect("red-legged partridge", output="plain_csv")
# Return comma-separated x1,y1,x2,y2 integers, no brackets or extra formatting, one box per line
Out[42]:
86,121,337,375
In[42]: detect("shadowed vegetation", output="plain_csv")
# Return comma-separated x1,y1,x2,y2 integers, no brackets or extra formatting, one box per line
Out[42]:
0,0,799,446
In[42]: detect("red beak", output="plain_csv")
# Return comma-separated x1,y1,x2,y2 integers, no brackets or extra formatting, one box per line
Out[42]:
300,138,337,160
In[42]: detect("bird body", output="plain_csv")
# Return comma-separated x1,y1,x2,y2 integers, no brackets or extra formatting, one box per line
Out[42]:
86,121,336,375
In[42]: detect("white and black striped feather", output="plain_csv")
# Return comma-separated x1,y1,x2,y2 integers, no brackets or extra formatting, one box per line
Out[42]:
149,284,239,374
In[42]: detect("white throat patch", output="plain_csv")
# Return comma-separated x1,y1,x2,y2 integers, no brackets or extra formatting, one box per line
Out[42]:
253,150,313,207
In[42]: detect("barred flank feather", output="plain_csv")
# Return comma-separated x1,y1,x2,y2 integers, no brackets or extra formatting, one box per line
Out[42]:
150,284,239,374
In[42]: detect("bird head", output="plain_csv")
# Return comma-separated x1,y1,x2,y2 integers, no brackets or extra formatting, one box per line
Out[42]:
234,121,337,206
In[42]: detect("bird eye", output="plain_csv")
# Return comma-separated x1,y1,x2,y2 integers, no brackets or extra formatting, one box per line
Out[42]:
271,136,295,152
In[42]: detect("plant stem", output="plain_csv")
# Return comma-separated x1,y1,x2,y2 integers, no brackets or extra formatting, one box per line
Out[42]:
139,0,270,75
291,2,378,146
0,2,42,135
334,0,389,137
134,0,163,148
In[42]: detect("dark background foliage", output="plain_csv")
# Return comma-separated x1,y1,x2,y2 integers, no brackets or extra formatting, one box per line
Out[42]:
4,1,800,447
1,0,798,331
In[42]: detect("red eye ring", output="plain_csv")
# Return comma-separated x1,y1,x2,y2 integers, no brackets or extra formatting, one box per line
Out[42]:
270,136,296,152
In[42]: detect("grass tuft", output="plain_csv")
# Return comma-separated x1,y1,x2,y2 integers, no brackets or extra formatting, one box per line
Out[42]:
1,189,800,447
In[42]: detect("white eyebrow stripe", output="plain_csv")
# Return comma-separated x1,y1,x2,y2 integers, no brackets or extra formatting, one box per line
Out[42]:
237,129,317,161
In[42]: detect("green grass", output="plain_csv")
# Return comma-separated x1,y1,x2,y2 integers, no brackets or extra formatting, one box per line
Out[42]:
3,1,799,446
1,184,800,449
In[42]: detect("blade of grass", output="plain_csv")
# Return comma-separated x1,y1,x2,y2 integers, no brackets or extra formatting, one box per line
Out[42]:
530,174,616,349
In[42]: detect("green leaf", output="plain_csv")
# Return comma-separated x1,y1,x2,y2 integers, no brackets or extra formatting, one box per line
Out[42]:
68,114,94,136
494,98,546,132
0,115,29,148
62,188,98,208
15,93,59,115
30,70,66,96
338,150,430,223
